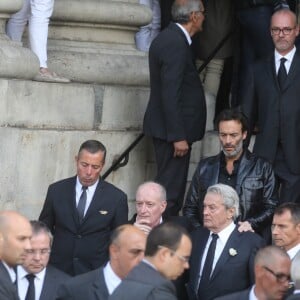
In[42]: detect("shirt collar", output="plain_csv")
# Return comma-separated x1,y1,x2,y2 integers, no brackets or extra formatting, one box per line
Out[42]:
103,262,121,295
17,265,46,280
250,285,258,300
211,221,235,245
76,176,99,193
175,23,192,45
275,46,296,63
287,243,300,259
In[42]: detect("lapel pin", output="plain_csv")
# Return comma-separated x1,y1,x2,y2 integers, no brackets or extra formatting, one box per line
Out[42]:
229,248,238,256
99,210,108,215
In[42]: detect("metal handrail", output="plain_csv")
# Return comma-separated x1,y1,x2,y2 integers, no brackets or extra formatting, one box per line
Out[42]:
102,133,145,179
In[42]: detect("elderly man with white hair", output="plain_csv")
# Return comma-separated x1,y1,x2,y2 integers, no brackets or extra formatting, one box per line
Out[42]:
186,183,265,300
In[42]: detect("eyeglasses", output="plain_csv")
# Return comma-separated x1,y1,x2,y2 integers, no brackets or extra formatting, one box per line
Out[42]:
263,266,291,283
271,27,296,35
158,245,189,263
25,249,51,256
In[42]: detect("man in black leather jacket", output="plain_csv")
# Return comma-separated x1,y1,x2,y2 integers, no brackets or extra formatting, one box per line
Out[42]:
183,109,278,240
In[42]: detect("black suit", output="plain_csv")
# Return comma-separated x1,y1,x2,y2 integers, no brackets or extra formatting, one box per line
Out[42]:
17,265,70,300
109,261,177,300
242,50,300,203
56,267,109,300
39,176,128,276
0,262,18,300
143,22,206,216
214,288,251,300
186,226,265,300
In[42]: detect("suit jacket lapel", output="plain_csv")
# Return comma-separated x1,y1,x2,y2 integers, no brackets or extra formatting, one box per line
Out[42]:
282,51,300,92
93,268,109,300
190,229,210,290
210,227,240,281
67,176,81,227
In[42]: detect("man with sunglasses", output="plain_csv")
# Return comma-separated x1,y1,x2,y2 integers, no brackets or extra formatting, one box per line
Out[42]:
242,8,300,205
215,245,291,300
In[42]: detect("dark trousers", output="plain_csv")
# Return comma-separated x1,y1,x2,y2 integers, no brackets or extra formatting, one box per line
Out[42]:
274,145,300,204
233,5,274,107
153,138,191,216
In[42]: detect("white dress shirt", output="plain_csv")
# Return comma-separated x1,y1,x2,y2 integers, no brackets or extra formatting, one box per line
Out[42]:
287,243,300,260
175,23,192,45
103,262,121,295
17,266,46,300
75,177,98,216
199,222,236,283
249,285,258,300
275,46,296,74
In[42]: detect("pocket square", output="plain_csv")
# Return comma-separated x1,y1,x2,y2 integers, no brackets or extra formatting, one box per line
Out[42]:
99,210,108,215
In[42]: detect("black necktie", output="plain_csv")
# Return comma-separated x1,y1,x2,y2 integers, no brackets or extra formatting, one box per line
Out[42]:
278,57,287,90
25,274,35,300
198,233,219,298
77,186,88,222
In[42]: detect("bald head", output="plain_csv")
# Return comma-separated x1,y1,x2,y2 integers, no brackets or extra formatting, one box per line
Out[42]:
109,224,146,279
271,9,299,55
0,211,32,267
254,246,291,300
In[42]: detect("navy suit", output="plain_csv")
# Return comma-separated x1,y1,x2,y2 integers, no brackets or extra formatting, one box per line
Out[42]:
0,262,18,300
39,176,128,276
186,227,265,300
143,22,206,216
56,267,109,300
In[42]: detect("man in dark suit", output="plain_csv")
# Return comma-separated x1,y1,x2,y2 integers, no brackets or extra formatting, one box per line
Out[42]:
143,0,207,216
216,246,291,300
39,140,128,276
17,220,70,300
0,211,32,300
56,224,146,300
186,184,265,300
242,8,300,204
183,108,278,240
109,222,192,300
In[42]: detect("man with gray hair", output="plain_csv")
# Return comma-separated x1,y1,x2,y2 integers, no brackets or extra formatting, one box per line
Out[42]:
143,0,207,217
186,184,265,300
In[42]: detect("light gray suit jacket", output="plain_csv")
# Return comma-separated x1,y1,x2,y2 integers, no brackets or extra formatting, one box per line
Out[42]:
109,261,177,300
56,267,109,300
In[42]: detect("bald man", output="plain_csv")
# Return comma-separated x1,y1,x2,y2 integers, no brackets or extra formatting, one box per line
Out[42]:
0,211,32,300
56,224,146,300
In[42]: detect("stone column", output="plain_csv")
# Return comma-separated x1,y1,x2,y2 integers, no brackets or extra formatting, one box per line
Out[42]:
48,0,152,84
0,0,39,79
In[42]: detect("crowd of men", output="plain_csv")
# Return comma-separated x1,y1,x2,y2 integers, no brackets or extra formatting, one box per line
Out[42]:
3,0,300,299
